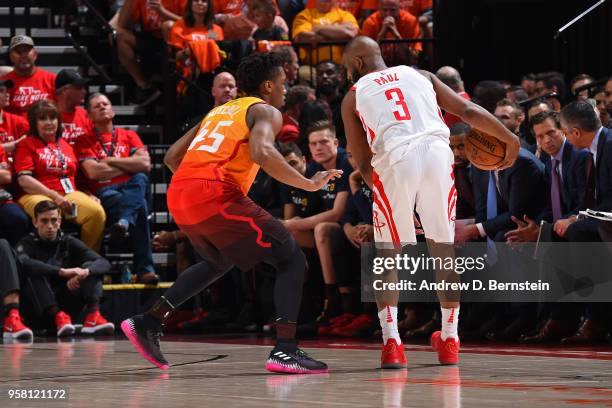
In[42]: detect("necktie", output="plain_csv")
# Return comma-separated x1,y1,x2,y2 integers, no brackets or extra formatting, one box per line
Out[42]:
486,171,498,264
584,152,596,209
550,158,563,222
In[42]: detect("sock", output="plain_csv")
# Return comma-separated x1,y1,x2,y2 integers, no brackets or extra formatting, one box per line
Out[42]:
324,284,341,316
147,296,176,325
378,306,401,345
5,303,19,313
441,306,460,341
276,318,297,352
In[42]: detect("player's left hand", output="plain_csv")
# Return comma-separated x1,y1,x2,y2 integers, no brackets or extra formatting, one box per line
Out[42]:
307,169,343,191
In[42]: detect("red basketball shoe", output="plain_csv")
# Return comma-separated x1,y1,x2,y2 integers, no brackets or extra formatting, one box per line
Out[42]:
430,331,460,365
381,339,407,369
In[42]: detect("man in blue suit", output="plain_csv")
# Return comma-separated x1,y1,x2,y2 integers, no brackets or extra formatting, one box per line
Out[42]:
556,101,612,344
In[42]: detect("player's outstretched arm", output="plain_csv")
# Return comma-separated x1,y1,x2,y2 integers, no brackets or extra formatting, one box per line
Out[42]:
248,104,342,191
341,90,373,188
424,71,521,169
164,123,200,173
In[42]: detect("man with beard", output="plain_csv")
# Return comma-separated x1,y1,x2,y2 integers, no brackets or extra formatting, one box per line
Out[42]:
316,61,346,147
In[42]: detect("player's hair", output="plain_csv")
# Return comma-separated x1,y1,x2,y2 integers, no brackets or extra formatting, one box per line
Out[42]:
560,101,601,132
236,52,285,94
521,73,536,82
34,200,59,218
305,120,336,139
279,142,304,158
449,122,471,136
285,85,314,110
184,0,215,28
529,111,560,131
27,100,63,141
496,98,524,117
316,60,339,71
527,99,553,118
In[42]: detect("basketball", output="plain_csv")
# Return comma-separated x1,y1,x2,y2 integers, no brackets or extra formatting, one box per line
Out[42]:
464,129,507,170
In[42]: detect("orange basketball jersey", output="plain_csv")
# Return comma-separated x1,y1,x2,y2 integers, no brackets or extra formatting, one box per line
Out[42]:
172,97,265,195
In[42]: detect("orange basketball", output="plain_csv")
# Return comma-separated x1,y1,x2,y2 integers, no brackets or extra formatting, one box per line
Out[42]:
464,129,506,170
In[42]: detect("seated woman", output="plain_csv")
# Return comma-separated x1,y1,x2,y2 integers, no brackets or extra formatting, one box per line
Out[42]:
14,100,106,251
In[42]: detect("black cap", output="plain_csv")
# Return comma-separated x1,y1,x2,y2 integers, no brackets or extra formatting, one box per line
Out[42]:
55,69,89,90
0,79,14,89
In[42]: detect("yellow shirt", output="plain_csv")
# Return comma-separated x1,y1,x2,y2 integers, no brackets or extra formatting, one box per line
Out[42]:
292,8,358,65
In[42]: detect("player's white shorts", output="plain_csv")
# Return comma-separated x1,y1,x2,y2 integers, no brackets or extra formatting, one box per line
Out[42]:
371,136,456,246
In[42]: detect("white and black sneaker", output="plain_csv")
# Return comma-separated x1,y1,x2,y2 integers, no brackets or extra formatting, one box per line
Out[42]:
265,341,328,374
121,314,169,370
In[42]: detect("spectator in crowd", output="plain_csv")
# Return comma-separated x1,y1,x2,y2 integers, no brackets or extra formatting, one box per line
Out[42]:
211,72,238,107
78,93,158,284
0,143,30,246
521,73,537,98
316,146,375,336
1,238,34,340
250,0,289,41
509,86,528,103
569,73,593,101
297,99,332,156
315,61,346,146
278,85,315,143
220,0,288,40
168,0,224,75
494,99,529,147
292,0,358,65
0,36,56,119
281,121,352,248
471,80,506,114
449,123,475,220
361,0,421,65
117,0,187,105
535,72,566,111
605,77,612,119
527,99,553,122
279,142,311,220
558,101,612,242
214,0,244,25
435,66,470,127
15,200,113,336
271,45,299,86
14,100,106,251
55,69,92,147
0,79,29,155
594,87,611,129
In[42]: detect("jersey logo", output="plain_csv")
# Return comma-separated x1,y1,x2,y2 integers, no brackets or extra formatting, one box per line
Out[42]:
373,210,386,237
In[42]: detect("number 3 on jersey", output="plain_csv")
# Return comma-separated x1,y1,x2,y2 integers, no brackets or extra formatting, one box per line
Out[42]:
188,120,233,153
385,88,411,121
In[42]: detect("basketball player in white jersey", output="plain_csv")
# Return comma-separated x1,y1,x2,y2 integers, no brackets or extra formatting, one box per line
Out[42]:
341,37,520,367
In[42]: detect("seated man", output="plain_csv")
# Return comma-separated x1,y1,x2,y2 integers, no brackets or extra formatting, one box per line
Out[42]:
1,238,33,340
15,200,113,336
0,78,29,155
0,143,30,246
77,93,158,284
449,122,475,220
292,0,358,66
361,0,421,65
281,121,352,247
279,142,312,220
56,69,92,147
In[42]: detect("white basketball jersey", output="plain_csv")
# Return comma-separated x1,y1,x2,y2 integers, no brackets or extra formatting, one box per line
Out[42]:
354,65,450,166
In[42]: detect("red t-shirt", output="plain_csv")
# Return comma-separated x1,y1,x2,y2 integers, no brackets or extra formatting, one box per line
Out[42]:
14,136,78,195
0,110,29,147
444,91,471,127
61,107,93,146
131,0,187,38
76,127,146,193
1,69,57,119
277,113,299,143
0,145,8,171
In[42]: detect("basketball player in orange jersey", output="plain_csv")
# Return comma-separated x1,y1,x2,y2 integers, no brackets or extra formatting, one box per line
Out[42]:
121,53,342,374
341,37,520,367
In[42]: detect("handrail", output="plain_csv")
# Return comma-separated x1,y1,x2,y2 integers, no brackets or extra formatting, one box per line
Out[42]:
65,24,112,83
554,0,608,39
292,38,436,47
75,0,119,78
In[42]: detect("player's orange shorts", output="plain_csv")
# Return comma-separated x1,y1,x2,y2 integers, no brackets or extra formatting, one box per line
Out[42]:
167,179,291,271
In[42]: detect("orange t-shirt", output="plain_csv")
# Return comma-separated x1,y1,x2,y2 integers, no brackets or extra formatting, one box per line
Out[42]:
361,10,421,51
214,0,244,16
172,97,265,195
168,19,225,48
131,0,187,38
305,0,364,16
361,0,432,16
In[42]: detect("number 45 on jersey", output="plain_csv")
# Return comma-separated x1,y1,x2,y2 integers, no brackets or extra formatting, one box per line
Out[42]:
188,120,233,153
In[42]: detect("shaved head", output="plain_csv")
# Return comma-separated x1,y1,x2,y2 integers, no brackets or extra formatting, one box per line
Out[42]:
436,66,464,92
342,36,386,83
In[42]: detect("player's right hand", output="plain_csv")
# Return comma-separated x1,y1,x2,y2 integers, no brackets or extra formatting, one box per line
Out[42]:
307,169,343,191
497,137,520,170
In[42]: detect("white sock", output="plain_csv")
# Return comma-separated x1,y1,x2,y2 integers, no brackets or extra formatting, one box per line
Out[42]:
441,306,460,341
378,306,401,345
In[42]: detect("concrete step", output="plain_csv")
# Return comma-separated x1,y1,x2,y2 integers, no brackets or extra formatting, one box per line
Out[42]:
0,28,69,45
0,7,51,28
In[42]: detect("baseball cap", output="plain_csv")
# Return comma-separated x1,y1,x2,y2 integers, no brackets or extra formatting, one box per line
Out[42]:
55,69,89,90
9,35,35,51
0,79,14,89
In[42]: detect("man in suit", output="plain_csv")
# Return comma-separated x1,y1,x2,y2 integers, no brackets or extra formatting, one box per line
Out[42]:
449,122,475,220
556,101,612,343
505,111,588,343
